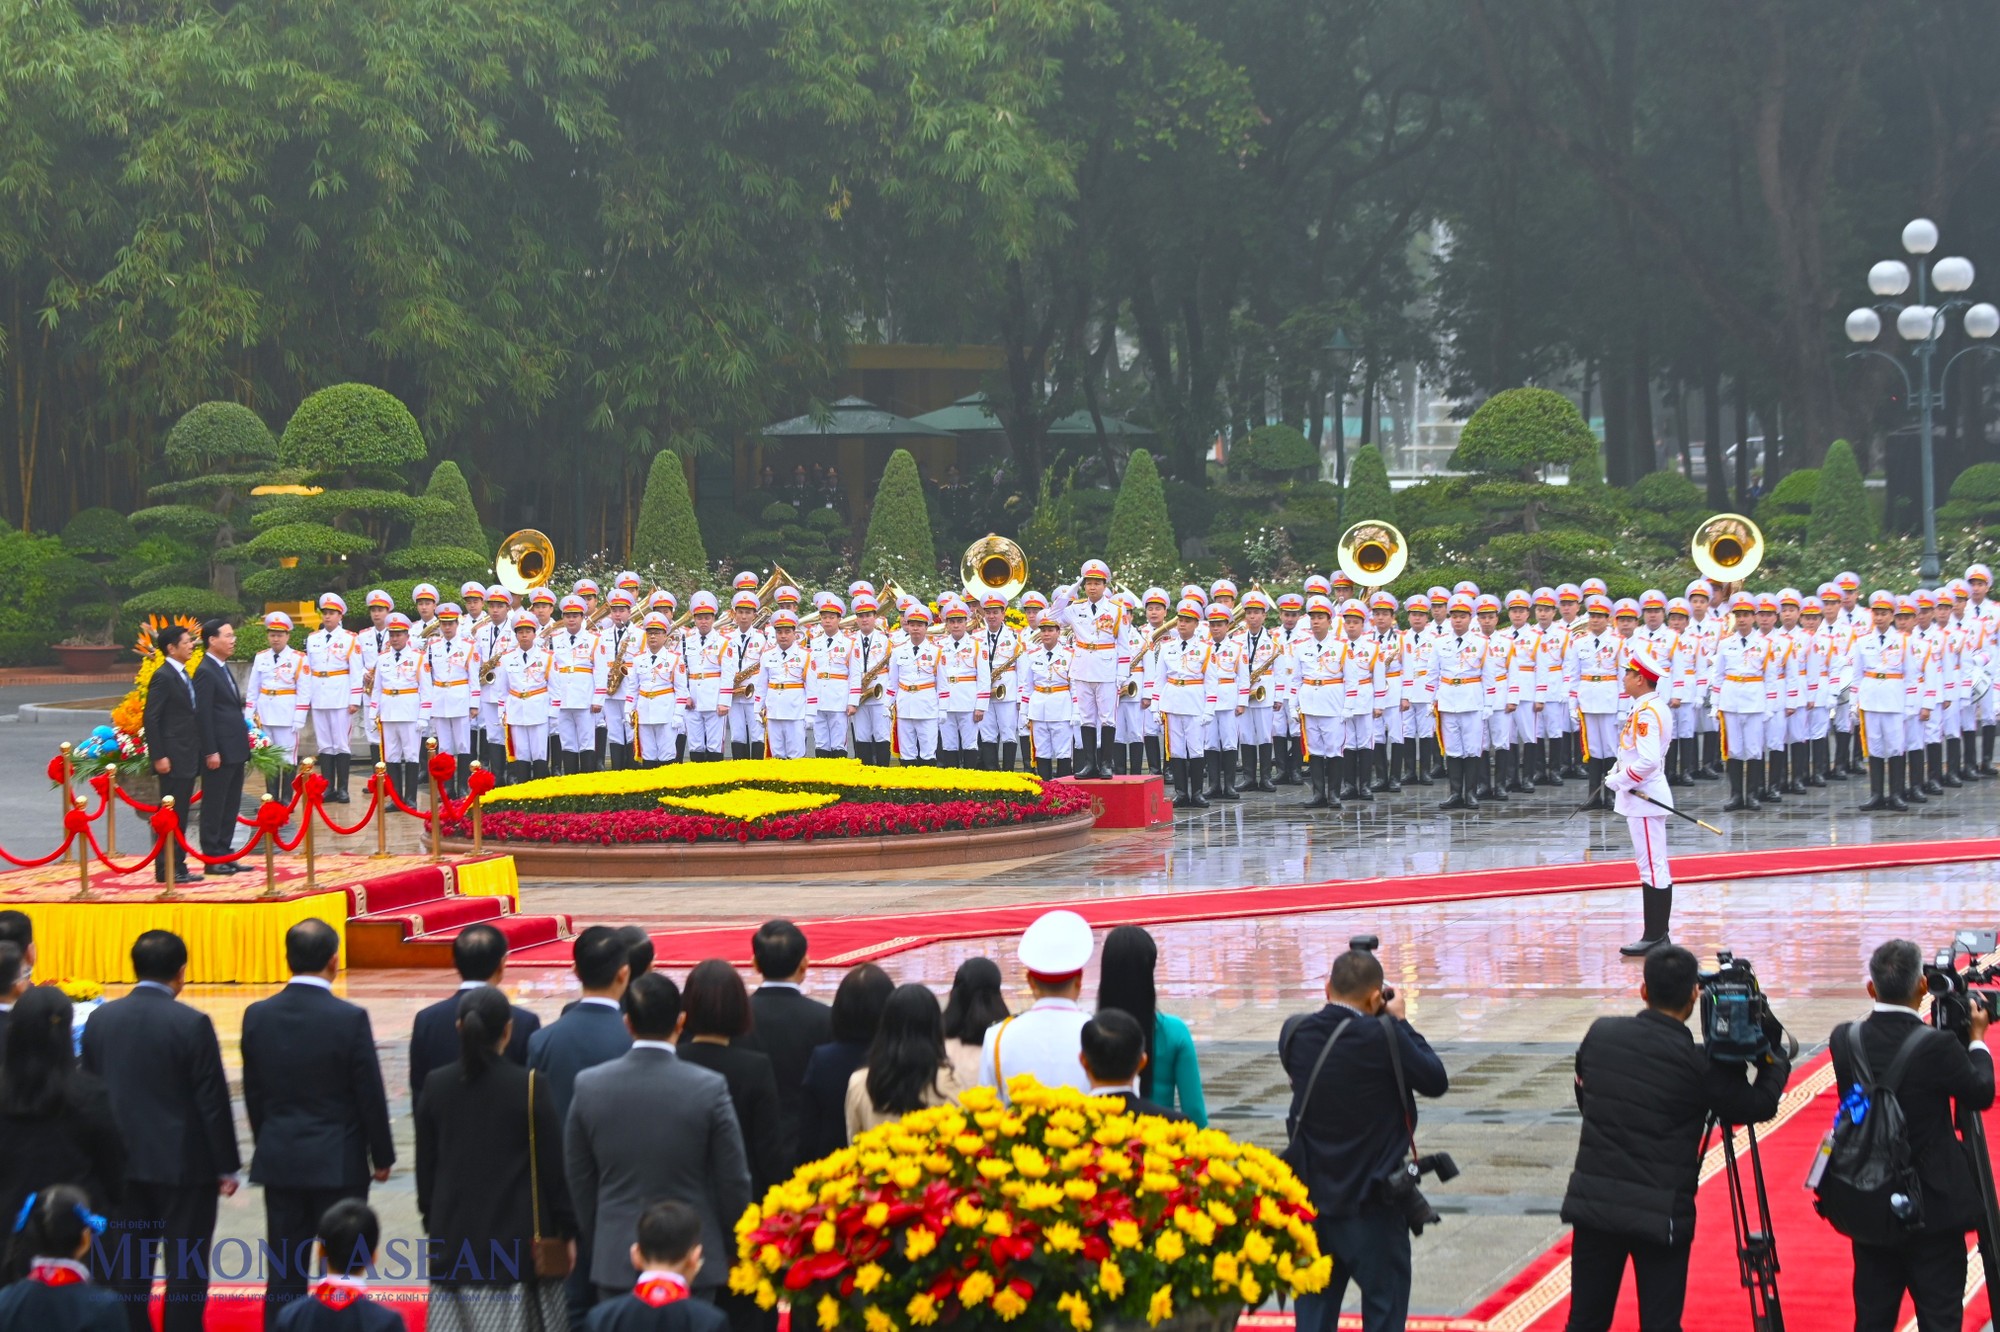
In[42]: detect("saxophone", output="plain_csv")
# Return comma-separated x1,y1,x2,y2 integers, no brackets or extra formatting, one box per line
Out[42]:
988,637,1029,701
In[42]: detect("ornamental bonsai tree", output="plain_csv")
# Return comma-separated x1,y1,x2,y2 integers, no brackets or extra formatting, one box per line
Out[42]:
130,400,279,607
632,449,711,586
1811,439,1877,563
1450,387,1597,482
385,460,490,584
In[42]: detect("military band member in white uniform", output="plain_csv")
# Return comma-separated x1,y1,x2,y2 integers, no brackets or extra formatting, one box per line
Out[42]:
1852,590,1914,812
847,595,893,766
885,605,948,764
1288,594,1346,810
1424,593,1484,810
936,603,990,767
625,612,687,767
1021,614,1074,776
808,595,853,759
369,612,424,803
724,590,769,760
751,609,813,761
681,592,729,761
492,612,554,782
1237,591,1282,792
355,589,395,761
1153,598,1213,809
977,910,1095,1104
1061,559,1123,778
245,612,307,809
472,586,514,773
419,603,477,798
595,587,640,769
1708,593,1779,812
977,594,1025,771
304,592,361,803
1608,648,1675,957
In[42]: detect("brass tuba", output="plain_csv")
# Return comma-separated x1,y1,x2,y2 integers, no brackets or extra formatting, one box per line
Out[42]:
1690,513,1764,585
1337,519,1408,588
495,529,556,597
962,534,1028,603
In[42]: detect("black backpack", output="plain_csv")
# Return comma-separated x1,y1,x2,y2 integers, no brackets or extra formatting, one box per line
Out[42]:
1811,1021,1934,1244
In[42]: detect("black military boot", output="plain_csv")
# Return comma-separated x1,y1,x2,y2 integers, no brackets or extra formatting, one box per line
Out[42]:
1664,738,1693,788
1796,740,1822,789
1722,760,1756,812
1860,757,1898,811
1213,749,1241,801
1958,732,1979,782
1184,755,1211,807
1254,743,1278,792
1925,742,1950,794
1824,734,1847,781
1782,743,1808,795
1409,739,1433,786
1897,752,1927,804
1236,744,1258,793
1536,737,1562,786
1440,756,1475,810
1367,745,1390,793
1619,887,1674,957
1506,743,1534,794
1139,736,1159,775
1944,737,1965,788
1429,740,1449,781
1055,757,1073,778
1561,733,1589,780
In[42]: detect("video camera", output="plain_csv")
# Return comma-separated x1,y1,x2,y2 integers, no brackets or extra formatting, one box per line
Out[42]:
1925,929,2000,1046
1347,935,1459,1235
1698,951,1791,1064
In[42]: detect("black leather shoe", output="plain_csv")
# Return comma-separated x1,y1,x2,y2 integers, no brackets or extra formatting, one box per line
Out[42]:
175,871,200,885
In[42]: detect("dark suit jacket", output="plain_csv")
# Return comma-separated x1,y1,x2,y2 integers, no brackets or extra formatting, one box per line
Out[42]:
745,986,831,1168
1280,1005,1450,1218
193,655,250,763
80,983,240,1185
0,1071,126,1228
142,659,201,776
271,1294,404,1332
798,1040,869,1166
526,999,632,1125
241,981,395,1190
415,1059,575,1283
0,1276,127,1332
409,987,541,1111
585,1293,731,1332
679,1040,786,1196
1830,1009,1996,1234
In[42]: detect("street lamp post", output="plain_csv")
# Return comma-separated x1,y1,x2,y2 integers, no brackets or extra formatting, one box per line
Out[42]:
1845,217,2000,583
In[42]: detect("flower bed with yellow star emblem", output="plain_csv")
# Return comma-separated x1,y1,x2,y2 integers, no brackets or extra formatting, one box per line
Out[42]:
441,758,1090,845
732,1078,1331,1332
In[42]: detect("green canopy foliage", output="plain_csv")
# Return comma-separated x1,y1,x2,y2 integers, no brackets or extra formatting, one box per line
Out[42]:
280,385,427,476
1810,440,1874,561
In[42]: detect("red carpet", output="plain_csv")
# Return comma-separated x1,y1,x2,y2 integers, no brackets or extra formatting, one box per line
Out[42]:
506,837,2000,968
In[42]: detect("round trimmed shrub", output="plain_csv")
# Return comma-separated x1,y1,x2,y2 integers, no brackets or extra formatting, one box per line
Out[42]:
1452,388,1596,478
279,384,426,473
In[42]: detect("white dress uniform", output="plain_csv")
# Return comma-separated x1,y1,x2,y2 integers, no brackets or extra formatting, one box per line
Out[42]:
624,641,687,766
303,618,360,757
1115,617,1147,764
1152,632,1213,762
1708,628,1778,763
1570,630,1623,764
1021,640,1075,770
370,644,423,764
1343,629,1384,755
354,620,392,749
847,627,894,755
596,616,640,752
472,611,513,753
886,635,948,762
493,640,554,777
245,645,308,763
682,626,730,757
723,624,769,754
978,622,1026,761
808,628,854,757
1063,591,1125,767
1425,630,1484,759
756,638,813,760
1607,661,1676,955
977,910,1095,1104
1204,629,1247,759
936,631,991,761
1239,626,1282,748
419,632,478,769
548,626,605,765
1479,628,1516,754
1911,623,1944,751
1287,633,1345,760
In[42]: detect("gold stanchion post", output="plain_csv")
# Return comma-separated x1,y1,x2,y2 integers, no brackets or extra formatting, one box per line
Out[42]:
152,795,177,901
57,741,72,821
259,794,280,897
300,756,318,891
72,794,93,900
104,768,117,859
426,736,440,865
372,762,390,859
470,760,484,855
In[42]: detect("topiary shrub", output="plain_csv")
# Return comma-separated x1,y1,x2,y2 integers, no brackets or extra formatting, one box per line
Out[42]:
411,461,485,552
861,449,938,595
278,383,426,474
1342,443,1395,524
1938,460,2000,545
1105,449,1179,589
633,450,710,572
1229,425,1319,480
166,401,278,470
121,586,247,623
1628,469,1703,516
1810,438,1876,561
761,502,800,525
1756,468,1820,542
1451,388,1597,480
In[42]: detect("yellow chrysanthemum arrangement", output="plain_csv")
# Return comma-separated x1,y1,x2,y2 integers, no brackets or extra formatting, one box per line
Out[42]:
481,757,1044,816
731,1077,1331,1332
659,790,840,821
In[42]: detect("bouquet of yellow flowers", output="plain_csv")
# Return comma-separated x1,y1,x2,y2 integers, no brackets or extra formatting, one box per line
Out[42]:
732,1078,1331,1332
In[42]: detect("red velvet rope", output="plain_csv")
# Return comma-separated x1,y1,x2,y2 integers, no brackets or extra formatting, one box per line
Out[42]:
313,774,381,837
112,782,205,815
165,821,272,866
379,771,436,823
0,830,77,869
81,826,173,877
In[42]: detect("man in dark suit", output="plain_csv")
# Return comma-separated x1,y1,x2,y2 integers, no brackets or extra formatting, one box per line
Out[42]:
240,919,395,1331
143,624,202,885
408,922,542,1111
1281,944,1450,1332
81,930,242,1332
528,924,635,1325
1833,938,1996,1331
193,618,251,874
1079,1009,1187,1122
745,919,831,1170
567,973,752,1304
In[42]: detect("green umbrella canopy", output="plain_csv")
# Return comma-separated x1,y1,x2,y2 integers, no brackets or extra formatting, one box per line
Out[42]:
1048,409,1155,436
908,392,1005,434
761,396,951,438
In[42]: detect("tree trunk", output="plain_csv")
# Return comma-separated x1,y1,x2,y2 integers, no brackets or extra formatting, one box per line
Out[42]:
1703,357,1728,509
1734,377,1753,509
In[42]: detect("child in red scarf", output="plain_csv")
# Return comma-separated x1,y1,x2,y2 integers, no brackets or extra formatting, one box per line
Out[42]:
274,1200,401,1332
585,1201,727,1332
0,1186,122,1332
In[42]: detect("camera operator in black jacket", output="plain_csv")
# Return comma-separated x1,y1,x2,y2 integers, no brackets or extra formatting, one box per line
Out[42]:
1832,938,1994,1332
1281,944,1449,1332
1559,945,1791,1332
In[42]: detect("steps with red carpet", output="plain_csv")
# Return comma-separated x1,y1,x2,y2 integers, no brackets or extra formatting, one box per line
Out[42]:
344,859,573,968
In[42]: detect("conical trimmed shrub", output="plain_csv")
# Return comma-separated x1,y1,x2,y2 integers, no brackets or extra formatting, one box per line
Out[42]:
633,450,708,570
862,448,938,595
1105,449,1178,589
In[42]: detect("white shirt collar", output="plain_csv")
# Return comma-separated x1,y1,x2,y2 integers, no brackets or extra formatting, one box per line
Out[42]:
457,980,489,991
1029,997,1082,1012
637,1269,689,1292
579,995,621,1010
1871,1001,1922,1017
631,1039,677,1054
134,980,176,996
288,975,333,990
758,981,802,992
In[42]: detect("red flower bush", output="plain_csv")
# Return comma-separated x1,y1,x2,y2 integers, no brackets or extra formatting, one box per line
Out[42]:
441,786,1091,846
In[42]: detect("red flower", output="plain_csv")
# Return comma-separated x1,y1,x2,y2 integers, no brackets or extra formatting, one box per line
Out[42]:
782,1252,850,1291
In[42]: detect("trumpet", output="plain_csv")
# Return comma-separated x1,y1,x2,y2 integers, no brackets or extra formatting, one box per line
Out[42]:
742,565,797,631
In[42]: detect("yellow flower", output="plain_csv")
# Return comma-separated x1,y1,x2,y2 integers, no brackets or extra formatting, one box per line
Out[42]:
730,1262,761,1294
1043,1221,1083,1253
1011,1145,1050,1178
1212,1252,1240,1286
755,1282,778,1310
907,1294,939,1327
1018,1182,1065,1211
892,1164,923,1190
977,1159,1014,1181
1154,1231,1185,1263
1241,1230,1273,1264
954,1133,986,1157
923,1153,953,1175
1044,1127,1080,1150
813,1221,837,1253
1206,1159,1242,1187
958,1271,995,1307
1097,1154,1133,1180
952,1199,985,1230
863,1307,895,1332
1172,1208,1216,1246
1205,1200,1236,1227
1146,1286,1174,1326
904,1226,937,1261
1109,1220,1142,1250
1063,1178,1098,1202
992,1286,1029,1321
1141,1172,1179,1195
758,1243,783,1272
854,1264,886,1295
1239,1275,1262,1305
957,1086,999,1112
1097,1259,1126,1299
864,1203,890,1229
1057,1291,1093,1331
817,1294,842,1329
982,1211,1013,1238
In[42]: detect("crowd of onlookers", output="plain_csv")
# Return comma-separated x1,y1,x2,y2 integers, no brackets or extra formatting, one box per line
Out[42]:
0,908,1204,1332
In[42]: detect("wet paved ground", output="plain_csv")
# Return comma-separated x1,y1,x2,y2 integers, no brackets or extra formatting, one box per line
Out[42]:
91,755,2000,1321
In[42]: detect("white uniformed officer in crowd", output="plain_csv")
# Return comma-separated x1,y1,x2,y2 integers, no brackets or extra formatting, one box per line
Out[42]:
977,909,1095,1103
1607,648,1675,956
245,611,307,811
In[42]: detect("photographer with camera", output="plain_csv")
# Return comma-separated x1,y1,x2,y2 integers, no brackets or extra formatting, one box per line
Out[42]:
1281,939,1450,1332
1822,939,1993,1331
1559,945,1791,1332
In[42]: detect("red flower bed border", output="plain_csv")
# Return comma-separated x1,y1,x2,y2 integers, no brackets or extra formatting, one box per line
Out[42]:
441,786,1091,845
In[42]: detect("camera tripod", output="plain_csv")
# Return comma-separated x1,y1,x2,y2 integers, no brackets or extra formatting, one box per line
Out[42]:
1703,1113,1783,1332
